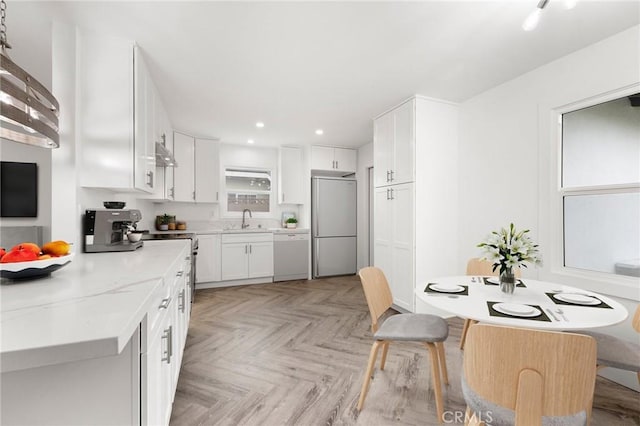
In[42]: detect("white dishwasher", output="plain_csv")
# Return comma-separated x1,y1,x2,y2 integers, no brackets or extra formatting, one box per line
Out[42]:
273,231,310,281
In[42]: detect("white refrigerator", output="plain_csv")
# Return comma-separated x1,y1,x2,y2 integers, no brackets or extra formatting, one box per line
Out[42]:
312,176,357,278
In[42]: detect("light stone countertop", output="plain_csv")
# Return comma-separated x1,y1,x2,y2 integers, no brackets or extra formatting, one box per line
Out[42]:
0,239,190,373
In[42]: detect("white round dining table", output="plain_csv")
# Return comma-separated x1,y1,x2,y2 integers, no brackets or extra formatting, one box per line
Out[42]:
416,276,628,330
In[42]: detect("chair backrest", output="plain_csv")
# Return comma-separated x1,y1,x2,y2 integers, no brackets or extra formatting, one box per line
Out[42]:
358,267,393,333
633,304,640,333
463,324,597,424
466,257,521,278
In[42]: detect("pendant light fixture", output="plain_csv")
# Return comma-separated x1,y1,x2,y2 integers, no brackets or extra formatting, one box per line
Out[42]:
0,0,59,148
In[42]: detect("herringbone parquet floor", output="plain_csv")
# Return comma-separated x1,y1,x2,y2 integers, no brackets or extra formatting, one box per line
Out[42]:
171,276,640,426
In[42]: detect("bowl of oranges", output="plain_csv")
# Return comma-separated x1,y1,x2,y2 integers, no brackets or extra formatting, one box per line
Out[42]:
0,241,74,280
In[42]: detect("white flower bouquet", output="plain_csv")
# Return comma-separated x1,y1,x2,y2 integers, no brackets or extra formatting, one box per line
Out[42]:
477,223,541,275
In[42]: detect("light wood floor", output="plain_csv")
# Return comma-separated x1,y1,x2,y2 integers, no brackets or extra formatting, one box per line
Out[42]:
171,275,640,426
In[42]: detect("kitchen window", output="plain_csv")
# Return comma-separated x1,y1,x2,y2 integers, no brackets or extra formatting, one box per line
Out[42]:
225,168,272,213
560,94,640,278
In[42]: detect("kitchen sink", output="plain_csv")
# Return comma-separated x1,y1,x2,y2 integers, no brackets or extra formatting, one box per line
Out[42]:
221,228,271,233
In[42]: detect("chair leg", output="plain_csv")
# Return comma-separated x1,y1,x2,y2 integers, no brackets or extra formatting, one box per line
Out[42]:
436,342,449,385
380,341,390,370
425,342,444,424
357,340,384,411
459,319,478,350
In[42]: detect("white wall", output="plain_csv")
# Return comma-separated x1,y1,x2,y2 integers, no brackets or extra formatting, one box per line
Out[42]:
458,25,640,391
356,142,373,271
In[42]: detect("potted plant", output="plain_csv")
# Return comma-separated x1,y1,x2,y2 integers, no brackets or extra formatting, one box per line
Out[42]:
156,214,172,231
285,217,298,229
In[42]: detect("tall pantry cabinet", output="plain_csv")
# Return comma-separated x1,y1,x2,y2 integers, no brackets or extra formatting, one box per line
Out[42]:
373,96,458,313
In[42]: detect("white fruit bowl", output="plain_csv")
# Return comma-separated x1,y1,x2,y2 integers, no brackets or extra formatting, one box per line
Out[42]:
0,253,75,280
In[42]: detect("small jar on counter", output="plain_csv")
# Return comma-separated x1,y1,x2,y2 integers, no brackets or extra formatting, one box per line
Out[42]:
176,221,187,230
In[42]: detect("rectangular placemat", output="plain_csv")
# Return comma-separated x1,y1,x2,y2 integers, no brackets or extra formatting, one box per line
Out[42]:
483,277,526,288
424,283,469,296
545,293,612,309
487,301,551,322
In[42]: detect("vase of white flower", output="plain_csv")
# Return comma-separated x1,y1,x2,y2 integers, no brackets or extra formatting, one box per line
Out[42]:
499,267,516,294
478,223,541,294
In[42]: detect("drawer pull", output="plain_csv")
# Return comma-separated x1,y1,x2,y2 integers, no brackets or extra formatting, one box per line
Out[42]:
161,326,173,364
158,297,172,310
176,271,184,277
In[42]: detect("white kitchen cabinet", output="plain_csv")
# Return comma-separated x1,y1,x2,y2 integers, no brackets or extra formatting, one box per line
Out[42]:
374,98,415,188
195,138,220,203
142,243,191,426
173,131,196,202
278,146,305,204
373,96,458,313
196,233,221,283
221,233,274,281
78,31,156,193
374,183,414,312
311,146,357,174
172,132,220,203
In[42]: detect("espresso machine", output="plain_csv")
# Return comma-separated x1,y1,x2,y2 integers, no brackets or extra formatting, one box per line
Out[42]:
83,209,144,253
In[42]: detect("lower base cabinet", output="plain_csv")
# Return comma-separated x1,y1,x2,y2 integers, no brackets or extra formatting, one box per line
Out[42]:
221,233,274,281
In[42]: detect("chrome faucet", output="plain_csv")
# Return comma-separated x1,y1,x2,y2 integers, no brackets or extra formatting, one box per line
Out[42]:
241,209,252,229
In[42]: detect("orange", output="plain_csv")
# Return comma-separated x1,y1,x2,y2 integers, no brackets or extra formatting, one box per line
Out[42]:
11,242,41,255
42,240,71,256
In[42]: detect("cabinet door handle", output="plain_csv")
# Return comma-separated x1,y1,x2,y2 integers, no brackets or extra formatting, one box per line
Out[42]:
249,244,252,254
162,326,173,364
336,160,339,169
386,188,390,200
390,188,394,200
216,191,219,201
146,170,154,187
386,170,390,182
179,289,185,313
169,187,175,199
176,270,184,277
192,191,196,201
390,170,394,182
282,193,285,203
245,245,248,254
158,297,172,310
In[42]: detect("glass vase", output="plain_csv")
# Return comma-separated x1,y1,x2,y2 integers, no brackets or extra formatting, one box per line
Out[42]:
499,267,516,294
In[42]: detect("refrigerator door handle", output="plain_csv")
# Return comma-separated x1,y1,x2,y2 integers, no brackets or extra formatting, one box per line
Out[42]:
314,239,319,277
313,178,320,236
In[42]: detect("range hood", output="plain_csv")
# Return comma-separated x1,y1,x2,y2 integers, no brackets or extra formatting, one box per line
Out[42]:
155,135,177,167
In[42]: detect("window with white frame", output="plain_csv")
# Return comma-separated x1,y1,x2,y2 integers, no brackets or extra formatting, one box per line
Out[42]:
561,94,640,278
225,168,272,213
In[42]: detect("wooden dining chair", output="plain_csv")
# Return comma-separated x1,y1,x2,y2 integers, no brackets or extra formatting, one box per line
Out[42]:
357,266,449,423
462,324,597,426
459,258,521,349
577,304,640,385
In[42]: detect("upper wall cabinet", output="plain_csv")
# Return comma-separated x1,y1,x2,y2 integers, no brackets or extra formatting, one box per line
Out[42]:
278,146,304,204
173,132,220,203
78,31,159,193
374,99,415,188
311,146,357,175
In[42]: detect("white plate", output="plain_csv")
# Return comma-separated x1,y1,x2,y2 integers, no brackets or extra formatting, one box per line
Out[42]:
553,293,601,305
0,253,75,280
493,303,541,317
430,284,465,293
486,277,500,284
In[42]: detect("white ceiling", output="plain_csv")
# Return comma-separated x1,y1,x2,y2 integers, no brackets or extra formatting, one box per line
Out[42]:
12,1,640,149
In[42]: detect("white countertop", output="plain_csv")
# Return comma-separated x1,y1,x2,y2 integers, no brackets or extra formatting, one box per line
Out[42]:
187,227,310,235
0,240,189,373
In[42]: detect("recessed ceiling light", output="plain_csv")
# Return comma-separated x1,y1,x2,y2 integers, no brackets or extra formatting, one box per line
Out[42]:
247,139,255,144
315,129,324,135
256,122,264,128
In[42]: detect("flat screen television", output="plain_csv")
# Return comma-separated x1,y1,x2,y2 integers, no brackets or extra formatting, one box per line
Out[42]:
0,161,38,217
